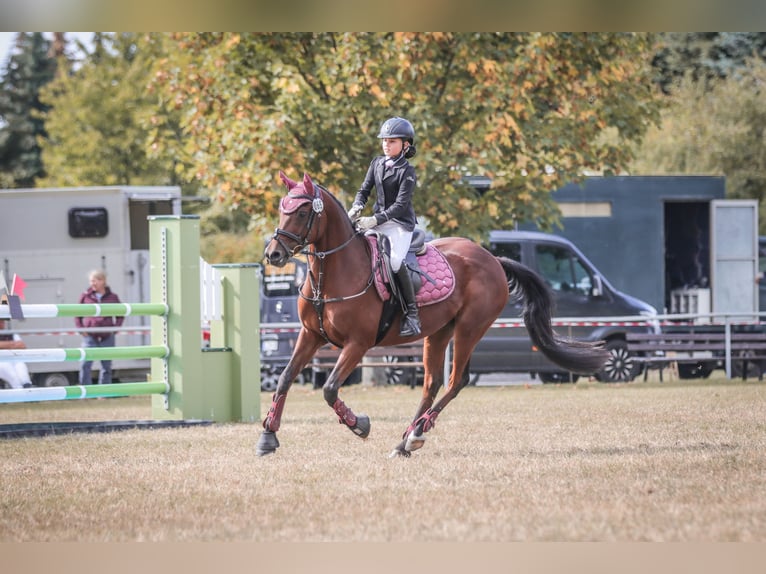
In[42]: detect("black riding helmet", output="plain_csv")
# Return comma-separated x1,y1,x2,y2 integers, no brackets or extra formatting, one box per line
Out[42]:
377,117,417,159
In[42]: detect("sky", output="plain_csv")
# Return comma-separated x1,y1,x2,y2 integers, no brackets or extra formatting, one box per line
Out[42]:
0,32,95,68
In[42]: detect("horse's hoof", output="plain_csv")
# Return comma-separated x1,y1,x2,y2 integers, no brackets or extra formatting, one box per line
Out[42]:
405,430,426,452
389,448,411,458
349,414,370,439
256,430,280,456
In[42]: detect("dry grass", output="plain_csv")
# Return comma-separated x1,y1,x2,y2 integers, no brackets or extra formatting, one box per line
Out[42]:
1,378,765,542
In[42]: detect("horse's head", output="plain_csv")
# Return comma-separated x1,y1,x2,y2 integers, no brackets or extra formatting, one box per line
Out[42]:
264,171,327,267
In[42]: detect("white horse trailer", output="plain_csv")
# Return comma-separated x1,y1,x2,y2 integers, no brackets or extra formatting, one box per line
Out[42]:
0,186,181,386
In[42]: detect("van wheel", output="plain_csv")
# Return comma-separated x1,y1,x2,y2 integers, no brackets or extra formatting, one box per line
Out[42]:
677,362,713,379
539,372,579,383
383,355,418,387
596,339,639,382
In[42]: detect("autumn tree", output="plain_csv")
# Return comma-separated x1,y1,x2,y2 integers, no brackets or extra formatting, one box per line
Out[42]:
153,32,662,239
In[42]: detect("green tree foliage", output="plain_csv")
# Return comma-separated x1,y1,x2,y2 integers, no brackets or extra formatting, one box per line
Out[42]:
652,33,766,94
153,32,661,239
0,33,60,188
37,33,195,191
632,58,766,233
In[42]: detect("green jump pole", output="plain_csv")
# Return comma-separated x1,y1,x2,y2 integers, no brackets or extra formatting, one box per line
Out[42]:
0,381,170,404
0,345,168,362
0,303,167,320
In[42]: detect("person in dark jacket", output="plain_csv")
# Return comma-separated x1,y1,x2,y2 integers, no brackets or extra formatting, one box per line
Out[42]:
348,116,421,337
75,270,123,384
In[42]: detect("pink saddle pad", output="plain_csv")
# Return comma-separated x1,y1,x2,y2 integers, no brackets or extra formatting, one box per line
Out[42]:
366,237,455,306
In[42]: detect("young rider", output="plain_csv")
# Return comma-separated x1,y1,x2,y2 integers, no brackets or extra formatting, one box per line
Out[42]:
348,116,421,337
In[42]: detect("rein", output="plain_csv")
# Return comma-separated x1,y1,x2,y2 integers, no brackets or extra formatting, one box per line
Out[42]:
300,232,379,346
300,232,378,305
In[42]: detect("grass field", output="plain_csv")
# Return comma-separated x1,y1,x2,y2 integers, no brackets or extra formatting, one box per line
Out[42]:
1,377,765,542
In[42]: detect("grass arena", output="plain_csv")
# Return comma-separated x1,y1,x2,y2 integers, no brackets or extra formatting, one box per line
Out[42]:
2,216,765,542
1,377,765,542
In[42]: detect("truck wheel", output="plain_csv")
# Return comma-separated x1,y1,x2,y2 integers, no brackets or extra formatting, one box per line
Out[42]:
597,339,639,382
34,372,72,387
730,351,765,379
260,368,279,392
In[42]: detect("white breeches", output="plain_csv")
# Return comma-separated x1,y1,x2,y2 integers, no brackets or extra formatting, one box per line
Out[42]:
374,221,413,272
0,361,32,389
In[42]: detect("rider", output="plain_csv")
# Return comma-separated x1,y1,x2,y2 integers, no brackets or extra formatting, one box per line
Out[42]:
348,116,421,337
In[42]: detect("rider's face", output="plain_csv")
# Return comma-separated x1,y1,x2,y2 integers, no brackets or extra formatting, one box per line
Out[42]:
381,137,404,158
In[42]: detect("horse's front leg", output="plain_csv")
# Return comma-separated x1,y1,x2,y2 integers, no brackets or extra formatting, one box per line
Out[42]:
257,329,323,456
323,344,371,439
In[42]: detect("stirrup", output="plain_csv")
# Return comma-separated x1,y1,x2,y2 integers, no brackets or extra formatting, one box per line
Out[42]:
399,314,421,337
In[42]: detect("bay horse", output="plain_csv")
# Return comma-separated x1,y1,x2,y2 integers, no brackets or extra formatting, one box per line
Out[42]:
259,171,609,457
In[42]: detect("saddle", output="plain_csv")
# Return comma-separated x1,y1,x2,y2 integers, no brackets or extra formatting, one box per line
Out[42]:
364,230,455,342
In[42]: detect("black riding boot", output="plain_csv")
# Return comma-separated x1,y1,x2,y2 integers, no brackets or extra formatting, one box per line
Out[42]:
396,266,421,337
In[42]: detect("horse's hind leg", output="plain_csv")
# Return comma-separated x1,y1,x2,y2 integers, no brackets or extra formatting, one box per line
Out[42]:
389,326,453,458
391,318,488,457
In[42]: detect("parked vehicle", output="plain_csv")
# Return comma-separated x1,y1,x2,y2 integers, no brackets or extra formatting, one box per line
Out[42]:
259,257,307,392
0,186,182,386
471,230,659,383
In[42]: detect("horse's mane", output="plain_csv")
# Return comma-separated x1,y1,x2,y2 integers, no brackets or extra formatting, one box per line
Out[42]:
315,182,355,229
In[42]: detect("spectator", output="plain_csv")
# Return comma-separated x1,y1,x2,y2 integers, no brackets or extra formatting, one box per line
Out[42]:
75,270,123,385
0,316,33,389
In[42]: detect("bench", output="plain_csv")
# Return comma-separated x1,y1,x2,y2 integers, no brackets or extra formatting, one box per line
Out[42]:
312,341,424,370
626,330,766,381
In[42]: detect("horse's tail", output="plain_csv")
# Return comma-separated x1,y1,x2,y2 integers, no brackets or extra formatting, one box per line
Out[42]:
497,256,610,375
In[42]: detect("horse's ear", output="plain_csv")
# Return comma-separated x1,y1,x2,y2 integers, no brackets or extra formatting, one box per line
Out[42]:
302,172,314,195
279,170,297,190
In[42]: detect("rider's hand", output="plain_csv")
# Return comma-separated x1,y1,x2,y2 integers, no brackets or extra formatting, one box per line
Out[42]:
347,205,363,221
356,216,377,231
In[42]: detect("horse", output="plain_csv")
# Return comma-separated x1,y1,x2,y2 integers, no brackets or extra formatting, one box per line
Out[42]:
259,171,610,457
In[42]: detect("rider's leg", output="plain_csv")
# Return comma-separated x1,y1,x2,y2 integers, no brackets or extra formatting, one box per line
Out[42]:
377,221,419,337
396,266,421,337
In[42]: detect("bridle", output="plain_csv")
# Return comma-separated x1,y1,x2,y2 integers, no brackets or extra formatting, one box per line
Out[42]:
267,184,379,345
268,189,325,257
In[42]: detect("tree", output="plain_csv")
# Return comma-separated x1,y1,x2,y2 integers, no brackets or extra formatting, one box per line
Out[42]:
631,58,766,233
153,33,662,239
0,33,60,188
652,32,766,94
37,33,196,192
